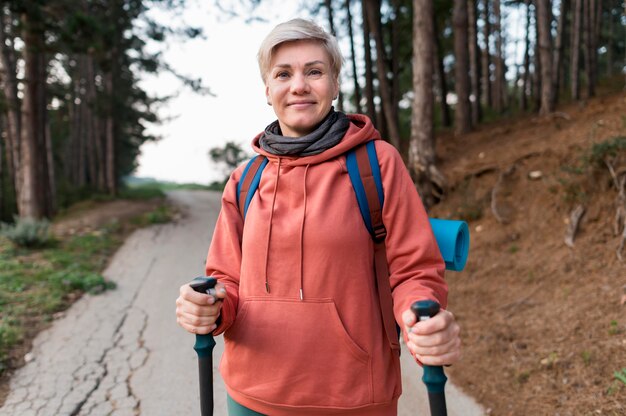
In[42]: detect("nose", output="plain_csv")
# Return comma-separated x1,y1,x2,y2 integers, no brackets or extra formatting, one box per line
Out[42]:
290,73,310,94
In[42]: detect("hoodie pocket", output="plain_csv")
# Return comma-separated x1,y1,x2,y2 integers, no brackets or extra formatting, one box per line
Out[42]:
222,298,373,408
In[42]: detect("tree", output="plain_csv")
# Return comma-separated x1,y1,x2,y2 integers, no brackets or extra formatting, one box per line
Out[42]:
453,0,471,134
208,141,249,183
536,0,555,115
410,0,445,208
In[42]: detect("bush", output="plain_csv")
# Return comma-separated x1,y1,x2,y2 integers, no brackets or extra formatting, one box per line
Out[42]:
0,217,51,248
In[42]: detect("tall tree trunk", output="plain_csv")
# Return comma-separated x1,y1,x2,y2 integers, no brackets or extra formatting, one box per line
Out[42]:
552,0,568,108
453,0,471,135
433,16,451,127
468,0,482,124
606,3,613,76
19,12,46,219
493,0,504,113
362,3,377,124
410,0,446,209
521,0,532,111
537,0,555,115
532,3,542,111
324,0,344,111
346,0,362,114
363,0,402,148
105,71,116,195
570,0,581,99
582,0,593,97
481,0,492,109
0,9,21,200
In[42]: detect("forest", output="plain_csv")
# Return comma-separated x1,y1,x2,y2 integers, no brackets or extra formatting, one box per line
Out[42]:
0,0,623,222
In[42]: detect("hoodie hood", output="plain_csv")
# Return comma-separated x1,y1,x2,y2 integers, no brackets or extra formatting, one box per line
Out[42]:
251,113,380,166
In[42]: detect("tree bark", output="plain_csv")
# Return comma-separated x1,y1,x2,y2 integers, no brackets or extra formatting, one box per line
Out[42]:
410,0,446,209
570,0,581,99
453,0,471,134
324,0,344,111
363,0,402,148
19,12,47,219
552,0,568,108
537,0,555,115
493,0,504,113
582,0,593,98
0,9,21,200
361,3,377,124
433,16,451,127
481,0,492,109
105,71,116,195
346,0,362,114
468,0,482,124
521,0,531,111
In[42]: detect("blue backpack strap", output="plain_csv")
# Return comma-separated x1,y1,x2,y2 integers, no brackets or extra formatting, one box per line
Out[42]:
346,140,386,242
236,155,268,219
346,141,400,352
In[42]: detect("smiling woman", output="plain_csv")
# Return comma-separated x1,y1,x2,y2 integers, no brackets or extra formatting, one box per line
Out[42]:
175,18,461,416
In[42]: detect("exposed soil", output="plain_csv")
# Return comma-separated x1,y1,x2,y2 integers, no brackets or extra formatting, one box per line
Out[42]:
430,91,626,415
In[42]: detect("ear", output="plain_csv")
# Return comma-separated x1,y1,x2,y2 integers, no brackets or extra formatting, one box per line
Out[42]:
265,83,272,106
333,78,340,100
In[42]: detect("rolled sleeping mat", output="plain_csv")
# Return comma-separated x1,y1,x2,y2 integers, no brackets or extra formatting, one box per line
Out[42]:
429,219,470,272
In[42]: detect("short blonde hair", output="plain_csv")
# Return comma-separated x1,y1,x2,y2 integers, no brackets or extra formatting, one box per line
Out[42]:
257,18,343,83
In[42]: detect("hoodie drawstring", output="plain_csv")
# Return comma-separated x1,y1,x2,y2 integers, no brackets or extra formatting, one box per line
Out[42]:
298,164,310,300
263,158,282,293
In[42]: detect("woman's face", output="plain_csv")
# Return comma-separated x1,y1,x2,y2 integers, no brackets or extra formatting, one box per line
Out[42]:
265,40,339,137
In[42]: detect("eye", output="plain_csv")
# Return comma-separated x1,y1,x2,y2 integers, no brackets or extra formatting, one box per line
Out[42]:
308,68,323,76
275,71,290,79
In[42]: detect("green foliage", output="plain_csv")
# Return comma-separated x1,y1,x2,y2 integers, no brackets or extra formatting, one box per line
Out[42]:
0,217,52,248
0,224,122,374
586,136,626,167
209,141,250,177
615,368,626,386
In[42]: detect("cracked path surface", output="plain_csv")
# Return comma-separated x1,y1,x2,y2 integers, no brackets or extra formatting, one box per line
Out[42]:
0,190,484,416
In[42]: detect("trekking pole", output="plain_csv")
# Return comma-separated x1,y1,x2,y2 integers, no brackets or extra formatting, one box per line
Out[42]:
190,276,218,416
411,300,448,416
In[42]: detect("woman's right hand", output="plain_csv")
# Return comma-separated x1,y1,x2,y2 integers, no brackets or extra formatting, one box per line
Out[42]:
176,281,227,335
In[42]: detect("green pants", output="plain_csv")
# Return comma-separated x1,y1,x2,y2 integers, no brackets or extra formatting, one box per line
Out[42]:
227,395,265,416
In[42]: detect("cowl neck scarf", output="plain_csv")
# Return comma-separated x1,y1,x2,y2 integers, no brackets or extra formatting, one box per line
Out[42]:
258,108,349,157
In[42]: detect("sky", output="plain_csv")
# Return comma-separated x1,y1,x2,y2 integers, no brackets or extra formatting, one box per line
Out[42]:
136,1,310,184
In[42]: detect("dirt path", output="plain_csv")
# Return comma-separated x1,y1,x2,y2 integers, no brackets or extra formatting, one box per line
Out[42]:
0,190,484,415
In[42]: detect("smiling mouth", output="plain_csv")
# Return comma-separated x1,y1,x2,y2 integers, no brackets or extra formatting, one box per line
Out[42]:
288,101,316,107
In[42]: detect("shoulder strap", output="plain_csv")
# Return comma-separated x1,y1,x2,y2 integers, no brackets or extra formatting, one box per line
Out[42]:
236,155,268,219
346,141,400,352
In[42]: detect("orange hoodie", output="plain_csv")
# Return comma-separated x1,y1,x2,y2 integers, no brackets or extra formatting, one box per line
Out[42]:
205,114,447,415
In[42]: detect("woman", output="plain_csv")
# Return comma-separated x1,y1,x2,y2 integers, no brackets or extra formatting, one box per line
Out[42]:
176,18,461,415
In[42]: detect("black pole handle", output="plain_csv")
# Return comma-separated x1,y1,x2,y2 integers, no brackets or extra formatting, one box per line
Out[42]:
190,276,218,416
411,300,448,416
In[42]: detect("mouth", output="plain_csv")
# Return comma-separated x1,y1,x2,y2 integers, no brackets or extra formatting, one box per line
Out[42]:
288,101,316,108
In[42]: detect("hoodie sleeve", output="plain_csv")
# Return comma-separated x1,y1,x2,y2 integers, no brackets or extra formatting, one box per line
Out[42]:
375,141,448,329
204,166,245,336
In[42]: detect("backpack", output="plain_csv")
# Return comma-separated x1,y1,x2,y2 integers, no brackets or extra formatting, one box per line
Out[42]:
235,141,469,351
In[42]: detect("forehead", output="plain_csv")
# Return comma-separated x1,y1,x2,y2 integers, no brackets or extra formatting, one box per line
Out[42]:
270,40,330,68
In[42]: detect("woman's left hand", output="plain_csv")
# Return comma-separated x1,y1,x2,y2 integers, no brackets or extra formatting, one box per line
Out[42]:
401,308,462,366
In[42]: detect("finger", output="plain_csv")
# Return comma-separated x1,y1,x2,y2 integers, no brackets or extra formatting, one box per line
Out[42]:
177,318,217,335
407,319,460,348
410,309,455,336
176,310,218,328
179,284,214,306
213,282,228,300
407,333,461,358
402,309,417,328
415,346,462,367
177,299,222,317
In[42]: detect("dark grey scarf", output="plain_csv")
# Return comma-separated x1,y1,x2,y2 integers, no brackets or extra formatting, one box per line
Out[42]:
258,109,349,157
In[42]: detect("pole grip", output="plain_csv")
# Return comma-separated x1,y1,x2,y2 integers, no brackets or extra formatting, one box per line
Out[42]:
411,300,448,416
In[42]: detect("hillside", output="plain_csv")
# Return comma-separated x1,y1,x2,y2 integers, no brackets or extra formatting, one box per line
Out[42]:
430,91,626,415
